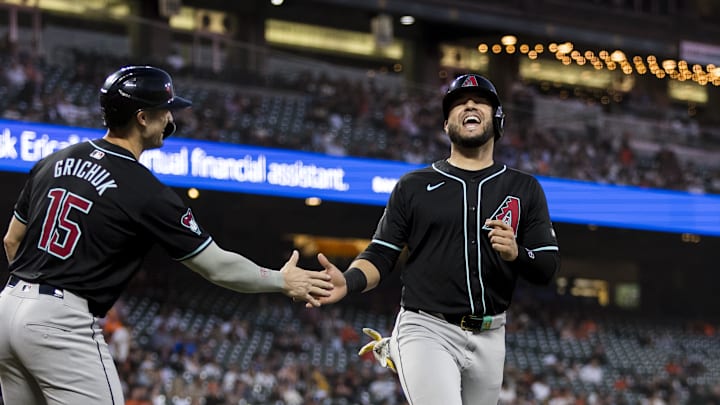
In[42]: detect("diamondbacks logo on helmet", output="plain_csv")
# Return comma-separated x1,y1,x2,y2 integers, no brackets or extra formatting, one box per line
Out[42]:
462,76,479,88
484,196,521,235
181,208,201,235
100,65,192,129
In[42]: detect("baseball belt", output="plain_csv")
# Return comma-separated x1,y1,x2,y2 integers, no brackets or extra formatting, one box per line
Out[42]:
405,307,506,332
6,275,66,299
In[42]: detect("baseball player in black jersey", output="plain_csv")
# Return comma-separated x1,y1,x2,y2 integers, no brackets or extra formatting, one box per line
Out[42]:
0,65,332,404
313,74,560,404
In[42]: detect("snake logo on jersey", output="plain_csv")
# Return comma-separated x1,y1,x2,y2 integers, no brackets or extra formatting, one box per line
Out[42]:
180,208,201,235
484,196,521,235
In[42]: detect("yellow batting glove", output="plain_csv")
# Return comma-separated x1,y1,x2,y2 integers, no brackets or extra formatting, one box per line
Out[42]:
358,327,396,373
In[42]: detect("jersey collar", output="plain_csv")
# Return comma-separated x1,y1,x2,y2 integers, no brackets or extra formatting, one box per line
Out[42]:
89,139,137,162
435,159,504,178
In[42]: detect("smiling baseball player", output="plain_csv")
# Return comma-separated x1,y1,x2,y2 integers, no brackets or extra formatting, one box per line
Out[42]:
314,73,560,404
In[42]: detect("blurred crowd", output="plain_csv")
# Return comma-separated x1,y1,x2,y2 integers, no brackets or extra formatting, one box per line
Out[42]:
0,47,718,195
1,45,719,405
101,279,720,405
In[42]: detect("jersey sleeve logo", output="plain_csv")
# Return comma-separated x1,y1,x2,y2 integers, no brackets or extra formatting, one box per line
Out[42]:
483,196,521,235
180,208,202,235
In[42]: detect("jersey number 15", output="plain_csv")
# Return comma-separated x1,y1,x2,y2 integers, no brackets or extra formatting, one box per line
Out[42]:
38,188,93,259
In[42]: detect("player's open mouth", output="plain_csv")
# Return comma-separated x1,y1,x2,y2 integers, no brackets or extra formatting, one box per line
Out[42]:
463,115,481,129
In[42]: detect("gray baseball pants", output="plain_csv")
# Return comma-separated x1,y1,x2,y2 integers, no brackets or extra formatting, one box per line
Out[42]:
0,278,123,404
389,308,506,405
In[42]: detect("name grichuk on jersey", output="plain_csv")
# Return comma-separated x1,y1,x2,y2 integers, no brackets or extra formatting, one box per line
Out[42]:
369,160,559,316
9,139,212,316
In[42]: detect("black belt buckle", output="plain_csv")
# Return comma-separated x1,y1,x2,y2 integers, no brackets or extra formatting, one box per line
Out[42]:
460,315,494,332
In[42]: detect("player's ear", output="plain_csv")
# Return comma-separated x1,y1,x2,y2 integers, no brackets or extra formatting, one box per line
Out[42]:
134,109,147,127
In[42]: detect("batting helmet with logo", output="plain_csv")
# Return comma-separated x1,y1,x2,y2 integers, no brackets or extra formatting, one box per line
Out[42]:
99,66,192,133
442,74,505,140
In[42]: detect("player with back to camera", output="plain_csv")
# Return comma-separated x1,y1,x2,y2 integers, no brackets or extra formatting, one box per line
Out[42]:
0,65,333,404
313,73,560,404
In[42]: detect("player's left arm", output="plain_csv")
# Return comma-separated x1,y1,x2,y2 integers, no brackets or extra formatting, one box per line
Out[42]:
486,180,560,285
3,216,27,263
486,217,559,285
141,186,331,305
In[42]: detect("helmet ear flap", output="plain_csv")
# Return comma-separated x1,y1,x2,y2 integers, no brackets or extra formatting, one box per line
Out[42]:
100,70,137,128
100,92,127,128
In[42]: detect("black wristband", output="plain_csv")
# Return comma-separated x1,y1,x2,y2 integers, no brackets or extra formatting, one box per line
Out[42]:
344,267,367,293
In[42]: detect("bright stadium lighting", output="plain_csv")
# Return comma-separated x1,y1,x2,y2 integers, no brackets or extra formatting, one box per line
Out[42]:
305,197,322,206
557,42,573,54
662,59,677,72
610,50,626,62
500,35,517,46
400,15,415,25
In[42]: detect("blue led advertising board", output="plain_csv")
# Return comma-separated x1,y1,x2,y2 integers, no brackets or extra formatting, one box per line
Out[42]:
0,119,717,236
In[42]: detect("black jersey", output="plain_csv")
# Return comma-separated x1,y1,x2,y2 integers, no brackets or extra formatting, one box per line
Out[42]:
9,139,212,316
369,160,559,316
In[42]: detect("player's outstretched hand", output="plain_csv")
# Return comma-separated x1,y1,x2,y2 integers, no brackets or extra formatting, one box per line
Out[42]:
280,250,333,307
485,219,519,261
358,327,396,373
305,253,348,308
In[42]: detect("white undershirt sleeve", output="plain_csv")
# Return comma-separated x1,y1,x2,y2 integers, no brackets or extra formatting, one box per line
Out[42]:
181,241,285,293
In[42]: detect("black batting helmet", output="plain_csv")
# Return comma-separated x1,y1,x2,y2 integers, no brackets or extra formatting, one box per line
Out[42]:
100,65,192,129
442,74,505,140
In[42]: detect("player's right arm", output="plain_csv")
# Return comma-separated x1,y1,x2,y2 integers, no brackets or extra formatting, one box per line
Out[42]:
3,216,27,263
309,256,382,307
312,176,409,307
182,241,332,307
5,168,32,264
